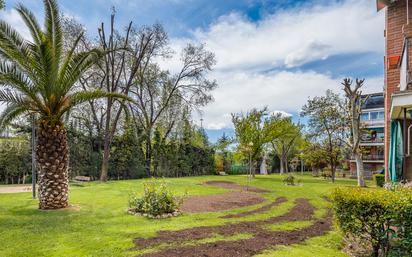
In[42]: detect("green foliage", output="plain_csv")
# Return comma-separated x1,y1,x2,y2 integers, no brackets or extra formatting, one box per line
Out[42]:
152,122,215,177
331,187,412,256
215,133,233,172
129,179,183,217
0,138,31,184
110,125,146,179
231,108,269,162
229,165,249,175
301,90,347,182
0,0,117,128
374,174,385,187
282,174,295,185
282,174,300,185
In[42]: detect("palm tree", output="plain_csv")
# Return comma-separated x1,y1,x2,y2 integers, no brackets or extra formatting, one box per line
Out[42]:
0,0,119,209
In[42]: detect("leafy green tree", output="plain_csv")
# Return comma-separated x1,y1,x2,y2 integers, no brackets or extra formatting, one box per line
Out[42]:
300,139,328,174
0,0,124,209
232,108,275,177
301,90,346,182
215,133,233,172
269,117,302,173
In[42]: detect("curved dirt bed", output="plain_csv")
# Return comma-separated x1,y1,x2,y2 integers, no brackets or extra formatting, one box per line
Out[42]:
180,180,271,213
181,191,265,213
134,198,329,256
203,181,271,193
222,197,287,218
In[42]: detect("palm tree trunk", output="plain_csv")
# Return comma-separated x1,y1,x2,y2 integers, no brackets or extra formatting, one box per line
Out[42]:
37,124,69,209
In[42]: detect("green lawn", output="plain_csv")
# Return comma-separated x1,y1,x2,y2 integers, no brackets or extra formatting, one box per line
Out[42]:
0,174,364,257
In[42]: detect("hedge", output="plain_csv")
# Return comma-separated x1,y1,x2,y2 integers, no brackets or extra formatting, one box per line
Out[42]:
374,174,385,187
331,187,412,257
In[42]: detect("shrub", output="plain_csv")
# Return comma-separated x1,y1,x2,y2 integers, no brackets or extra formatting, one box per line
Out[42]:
282,174,301,186
374,174,385,187
128,179,183,218
331,187,412,257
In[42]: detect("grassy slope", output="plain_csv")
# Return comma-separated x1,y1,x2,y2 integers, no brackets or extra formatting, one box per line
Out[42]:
0,174,364,257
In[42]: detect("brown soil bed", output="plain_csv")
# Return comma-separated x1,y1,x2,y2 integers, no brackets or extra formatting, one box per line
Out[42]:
222,197,287,218
181,191,266,213
203,181,271,193
134,198,332,257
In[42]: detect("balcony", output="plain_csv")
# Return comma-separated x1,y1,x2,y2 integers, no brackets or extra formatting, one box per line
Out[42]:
350,154,384,163
360,110,385,128
361,119,385,128
363,154,384,161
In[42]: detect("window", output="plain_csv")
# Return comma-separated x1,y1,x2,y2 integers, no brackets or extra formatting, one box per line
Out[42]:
378,111,384,119
361,112,369,121
370,112,379,120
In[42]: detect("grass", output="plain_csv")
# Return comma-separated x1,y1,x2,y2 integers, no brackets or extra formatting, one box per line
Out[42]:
0,174,368,257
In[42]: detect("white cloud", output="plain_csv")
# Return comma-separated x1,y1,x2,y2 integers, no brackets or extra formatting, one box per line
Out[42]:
163,0,385,129
187,0,384,71
196,70,383,129
0,9,32,41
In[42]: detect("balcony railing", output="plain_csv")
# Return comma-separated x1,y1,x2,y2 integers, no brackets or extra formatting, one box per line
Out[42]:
362,154,384,161
360,138,384,144
361,119,385,127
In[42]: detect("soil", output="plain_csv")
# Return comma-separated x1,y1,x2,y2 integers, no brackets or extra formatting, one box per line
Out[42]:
181,191,266,213
180,180,272,213
222,197,287,218
133,181,332,257
203,181,271,193
134,198,332,257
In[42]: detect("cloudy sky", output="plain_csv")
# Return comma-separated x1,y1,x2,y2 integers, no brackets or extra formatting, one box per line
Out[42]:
0,0,385,141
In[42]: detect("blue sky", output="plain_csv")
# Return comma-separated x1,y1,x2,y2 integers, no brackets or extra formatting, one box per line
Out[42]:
0,0,385,142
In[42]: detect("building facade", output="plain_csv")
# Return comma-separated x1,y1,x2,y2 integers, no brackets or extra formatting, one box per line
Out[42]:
349,93,385,178
378,0,412,181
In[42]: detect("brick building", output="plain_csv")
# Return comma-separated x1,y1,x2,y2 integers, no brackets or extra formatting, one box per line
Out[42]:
378,0,412,181
349,93,385,178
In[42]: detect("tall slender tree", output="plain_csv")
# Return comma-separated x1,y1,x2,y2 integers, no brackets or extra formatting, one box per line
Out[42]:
0,0,123,209
342,78,366,187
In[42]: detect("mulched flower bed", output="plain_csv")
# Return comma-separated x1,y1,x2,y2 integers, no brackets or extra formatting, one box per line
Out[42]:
134,198,332,257
131,181,332,257
222,196,287,218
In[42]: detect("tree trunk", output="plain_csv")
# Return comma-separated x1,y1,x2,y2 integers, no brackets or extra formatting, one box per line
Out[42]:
284,155,289,173
355,153,366,187
37,124,69,210
145,136,152,177
100,141,110,182
279,157,284,174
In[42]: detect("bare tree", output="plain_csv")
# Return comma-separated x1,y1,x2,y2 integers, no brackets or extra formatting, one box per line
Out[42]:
129,44,217,176
342,78,366,187
93,14,169,181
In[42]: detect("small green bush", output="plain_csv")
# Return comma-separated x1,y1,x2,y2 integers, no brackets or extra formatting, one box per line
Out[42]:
374,174,385,187
331,187,412,257
128,179,183,218
282,174,301,185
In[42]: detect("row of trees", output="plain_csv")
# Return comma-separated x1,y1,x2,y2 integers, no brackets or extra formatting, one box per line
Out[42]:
227,78,367,187
0,0,217,209
230,109,303,176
